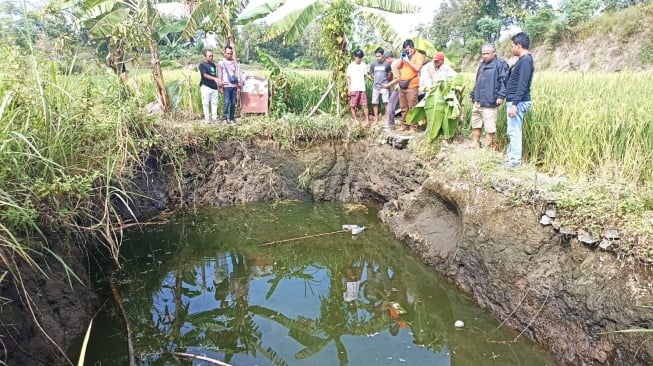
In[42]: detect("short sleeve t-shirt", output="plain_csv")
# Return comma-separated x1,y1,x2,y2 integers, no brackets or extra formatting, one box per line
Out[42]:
347,61,367,92
198,61,218,89
369,60,390,89
399,52,426,89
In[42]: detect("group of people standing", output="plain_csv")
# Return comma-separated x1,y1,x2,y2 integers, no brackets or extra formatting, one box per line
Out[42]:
201,32,534,168
470,32,534,168
198,46,241,124
347,39,460,131
346,32,534,167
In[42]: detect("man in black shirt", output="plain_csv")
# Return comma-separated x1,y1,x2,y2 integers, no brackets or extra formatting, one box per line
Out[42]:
198,49,220,123
504,32,534,168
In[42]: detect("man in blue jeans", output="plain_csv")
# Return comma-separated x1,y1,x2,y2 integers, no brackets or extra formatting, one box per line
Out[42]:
504,32,534,168
218,45,241,124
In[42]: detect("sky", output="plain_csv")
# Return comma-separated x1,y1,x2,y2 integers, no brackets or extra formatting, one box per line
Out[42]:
245,0,439,39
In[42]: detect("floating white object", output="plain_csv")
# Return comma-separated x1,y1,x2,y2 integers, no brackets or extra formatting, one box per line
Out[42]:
454,320,464,328
351,226,366,235
342,224,358,230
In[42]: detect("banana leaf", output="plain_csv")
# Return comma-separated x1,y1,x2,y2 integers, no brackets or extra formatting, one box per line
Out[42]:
441,92,459,139
405,77,465,141
427,98,447,141
405,99,425,125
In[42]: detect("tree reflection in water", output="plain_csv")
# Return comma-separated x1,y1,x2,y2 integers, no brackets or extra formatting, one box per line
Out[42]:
93,203,557,366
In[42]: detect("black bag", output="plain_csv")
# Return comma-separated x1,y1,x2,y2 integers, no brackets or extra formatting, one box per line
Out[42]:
398,75,416,90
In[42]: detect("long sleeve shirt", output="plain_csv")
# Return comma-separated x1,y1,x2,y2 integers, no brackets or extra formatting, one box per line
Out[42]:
505,54,534,104
471,57,509,107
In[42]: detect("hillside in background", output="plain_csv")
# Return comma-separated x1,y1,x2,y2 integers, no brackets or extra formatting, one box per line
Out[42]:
459,2,653,72
533,3,653,72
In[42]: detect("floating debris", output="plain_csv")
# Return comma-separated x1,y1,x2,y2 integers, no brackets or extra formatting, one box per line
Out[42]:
544,203,557,218
389,302,407,315
351,226,366,235
559,226,576,237
454,320,465,328
598,239,613,251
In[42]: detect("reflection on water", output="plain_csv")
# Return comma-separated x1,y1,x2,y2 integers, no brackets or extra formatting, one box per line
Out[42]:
83,202,557,365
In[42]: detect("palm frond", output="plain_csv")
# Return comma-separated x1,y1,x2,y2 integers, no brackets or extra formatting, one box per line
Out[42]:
182,0,218,40
87,8,130,39
237,0,285,24
359,12,401,48
264,2,328,44
353,0,418,14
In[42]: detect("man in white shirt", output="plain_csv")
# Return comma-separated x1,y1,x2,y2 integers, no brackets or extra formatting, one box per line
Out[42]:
346,49,370,124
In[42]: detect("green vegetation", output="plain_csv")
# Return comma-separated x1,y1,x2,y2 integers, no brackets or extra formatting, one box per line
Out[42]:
0,42,148,272
2,0,651,362
406,76,467,140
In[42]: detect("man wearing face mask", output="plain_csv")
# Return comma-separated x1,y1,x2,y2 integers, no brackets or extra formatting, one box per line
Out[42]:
397,39,425,131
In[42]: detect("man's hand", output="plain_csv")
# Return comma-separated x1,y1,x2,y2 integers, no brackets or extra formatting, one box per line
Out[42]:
508,104,517,117
496,98,504,105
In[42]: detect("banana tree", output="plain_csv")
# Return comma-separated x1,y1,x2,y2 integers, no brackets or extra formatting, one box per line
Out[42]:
50,0,176,111
406,76,466,141
263,0,416,46
181,0,286,58
262,0,417,113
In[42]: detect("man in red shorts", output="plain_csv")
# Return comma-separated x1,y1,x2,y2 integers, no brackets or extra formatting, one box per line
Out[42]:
346,49,370,123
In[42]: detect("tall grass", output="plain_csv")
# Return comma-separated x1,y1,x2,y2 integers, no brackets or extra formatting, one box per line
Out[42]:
0,41,148,296
526,71,652,185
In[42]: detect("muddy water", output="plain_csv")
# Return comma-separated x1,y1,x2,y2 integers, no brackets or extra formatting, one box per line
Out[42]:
81,202,558,365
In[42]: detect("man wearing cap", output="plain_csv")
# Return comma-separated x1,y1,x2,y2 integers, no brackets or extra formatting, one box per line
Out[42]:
469,43,509,149
381,50,401,128
423,52,457,86
369,47,392,124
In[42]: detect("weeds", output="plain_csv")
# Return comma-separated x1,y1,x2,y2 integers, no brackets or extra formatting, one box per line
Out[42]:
0,36,150,360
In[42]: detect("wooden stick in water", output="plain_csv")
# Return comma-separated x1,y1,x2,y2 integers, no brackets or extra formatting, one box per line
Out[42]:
257,229,350,247
110,281,135,366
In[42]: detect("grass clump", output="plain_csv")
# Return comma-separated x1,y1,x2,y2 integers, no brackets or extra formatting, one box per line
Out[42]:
0,42,152,285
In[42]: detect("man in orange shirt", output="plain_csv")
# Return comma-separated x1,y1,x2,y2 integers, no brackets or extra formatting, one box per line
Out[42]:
397,39,425,131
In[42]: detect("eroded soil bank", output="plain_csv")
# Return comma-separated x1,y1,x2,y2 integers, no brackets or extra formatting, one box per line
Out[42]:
3,139,652,365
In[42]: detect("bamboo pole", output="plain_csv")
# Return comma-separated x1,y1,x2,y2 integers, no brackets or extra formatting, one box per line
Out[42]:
307,82,336,118
257,229,350,247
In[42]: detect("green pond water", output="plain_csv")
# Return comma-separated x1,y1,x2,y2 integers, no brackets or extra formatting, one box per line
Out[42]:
81,202,558,365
